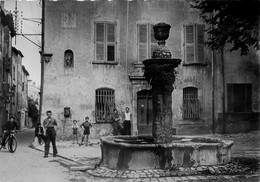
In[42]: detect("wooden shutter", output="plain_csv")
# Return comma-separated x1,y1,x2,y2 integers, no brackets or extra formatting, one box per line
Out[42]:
95,23,105,61
138,24,148,61
185,25,195,64
196,25,204,63
227,84,234,112
107,23,115,61
150,24,157,58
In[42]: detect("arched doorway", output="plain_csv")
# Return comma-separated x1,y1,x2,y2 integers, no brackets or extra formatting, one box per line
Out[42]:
137,90,153,135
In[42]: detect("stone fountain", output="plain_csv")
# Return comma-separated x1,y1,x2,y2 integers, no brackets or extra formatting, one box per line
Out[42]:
99,23,233,170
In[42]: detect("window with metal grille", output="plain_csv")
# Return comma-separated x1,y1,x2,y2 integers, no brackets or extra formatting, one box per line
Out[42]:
137,23,157,62
95,88,115,123
227,84,252,112
184,24,204,64
183,87,200,119
95,22,116,62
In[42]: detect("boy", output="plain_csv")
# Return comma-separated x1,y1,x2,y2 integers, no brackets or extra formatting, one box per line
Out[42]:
80,117,92,146
35,123,45,145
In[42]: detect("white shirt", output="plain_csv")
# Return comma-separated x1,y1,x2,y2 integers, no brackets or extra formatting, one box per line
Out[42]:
124,112,131,120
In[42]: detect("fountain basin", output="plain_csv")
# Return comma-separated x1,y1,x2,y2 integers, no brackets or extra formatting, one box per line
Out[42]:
100,135,233,170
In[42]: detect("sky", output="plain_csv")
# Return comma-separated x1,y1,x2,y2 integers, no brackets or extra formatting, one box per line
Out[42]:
3,0,42,87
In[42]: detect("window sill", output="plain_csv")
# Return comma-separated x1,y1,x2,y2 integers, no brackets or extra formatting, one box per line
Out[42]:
92,61,118,65
183,62,208,66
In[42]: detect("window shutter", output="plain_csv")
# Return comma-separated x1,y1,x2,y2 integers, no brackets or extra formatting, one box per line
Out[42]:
138,24,148,61
227,84,234,112
96,23,104,42
185,25,195,63
107,23,115,42
150,24,157,58
95,23,105,61
96,43,104,60
197,25,204,63
245,84,252,112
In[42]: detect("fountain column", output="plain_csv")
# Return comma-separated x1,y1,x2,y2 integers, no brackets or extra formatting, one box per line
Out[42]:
143,23,181,143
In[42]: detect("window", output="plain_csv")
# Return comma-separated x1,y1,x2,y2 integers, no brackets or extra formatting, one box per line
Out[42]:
22,82,24,92
13,66,15,80
184,24,204,64
183,87,200,119
95,88,115,123
137,23,157,62
227,84,252,112
95,22,116,62
64,50,74,68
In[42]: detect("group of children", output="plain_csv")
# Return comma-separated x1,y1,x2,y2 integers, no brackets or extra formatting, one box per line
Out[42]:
35,116,92,146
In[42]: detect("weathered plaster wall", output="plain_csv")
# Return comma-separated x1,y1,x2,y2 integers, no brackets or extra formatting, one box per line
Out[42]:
43,0,259,138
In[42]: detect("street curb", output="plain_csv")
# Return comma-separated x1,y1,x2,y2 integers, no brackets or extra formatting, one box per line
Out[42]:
29,144,87,166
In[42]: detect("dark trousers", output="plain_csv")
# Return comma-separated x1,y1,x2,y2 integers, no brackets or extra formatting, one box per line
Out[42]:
113,121,120,135
123,120,131,135
44,128,57,156
1,132,9,146
36,134,45,144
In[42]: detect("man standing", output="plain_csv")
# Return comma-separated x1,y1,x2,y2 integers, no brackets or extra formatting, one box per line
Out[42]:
111,109,122,135
1,116,19,149
123,107,132,135
43,111,58,158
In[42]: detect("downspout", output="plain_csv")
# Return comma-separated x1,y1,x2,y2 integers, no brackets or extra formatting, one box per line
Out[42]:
39,0,45,124
221,48,226,133
211,12,215,134
125,0,129,90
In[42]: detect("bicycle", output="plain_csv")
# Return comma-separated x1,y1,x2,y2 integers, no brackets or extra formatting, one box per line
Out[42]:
0,130,17,153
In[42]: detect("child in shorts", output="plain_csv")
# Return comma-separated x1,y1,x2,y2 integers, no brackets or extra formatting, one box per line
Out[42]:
72,120,79,144
80,117,92,146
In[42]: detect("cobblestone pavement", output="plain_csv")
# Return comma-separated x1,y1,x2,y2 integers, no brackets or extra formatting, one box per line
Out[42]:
32,130,260,181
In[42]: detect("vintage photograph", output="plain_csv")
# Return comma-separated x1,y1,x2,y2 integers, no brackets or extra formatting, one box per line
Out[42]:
0,0,259,181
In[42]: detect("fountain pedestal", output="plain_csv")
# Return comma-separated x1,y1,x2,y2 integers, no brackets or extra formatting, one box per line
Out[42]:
143,22,181,142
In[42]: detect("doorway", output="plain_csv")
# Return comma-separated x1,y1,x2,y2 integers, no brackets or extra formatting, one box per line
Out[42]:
137,90,153,135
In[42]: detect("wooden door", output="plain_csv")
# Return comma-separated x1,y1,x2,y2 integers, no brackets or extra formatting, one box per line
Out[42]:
137,90,153,135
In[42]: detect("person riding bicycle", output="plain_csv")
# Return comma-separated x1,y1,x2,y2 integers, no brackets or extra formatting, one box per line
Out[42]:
1,116,19,149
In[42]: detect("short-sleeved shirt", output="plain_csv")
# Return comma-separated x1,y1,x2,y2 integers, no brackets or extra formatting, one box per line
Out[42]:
43,118,57,128
81,122,92,131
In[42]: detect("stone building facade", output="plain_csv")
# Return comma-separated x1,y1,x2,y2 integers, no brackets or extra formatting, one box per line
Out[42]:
42,0,259,139
11,48,29,130
0,3,16,136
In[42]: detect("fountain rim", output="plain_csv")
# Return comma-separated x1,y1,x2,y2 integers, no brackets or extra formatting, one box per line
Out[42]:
100,135,234,149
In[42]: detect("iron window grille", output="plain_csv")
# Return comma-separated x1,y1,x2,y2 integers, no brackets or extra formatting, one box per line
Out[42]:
95,88,115,123
183,87,201,119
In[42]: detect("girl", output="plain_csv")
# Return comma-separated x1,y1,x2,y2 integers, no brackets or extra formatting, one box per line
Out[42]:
72,120,79,144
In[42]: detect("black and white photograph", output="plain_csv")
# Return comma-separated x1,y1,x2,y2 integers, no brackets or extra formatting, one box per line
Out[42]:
0,0,259,181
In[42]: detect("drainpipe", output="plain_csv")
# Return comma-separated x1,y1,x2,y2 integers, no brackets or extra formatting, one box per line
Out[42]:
211,12,215,134
39,0,45,124
212,49,215,134
221,48,226,134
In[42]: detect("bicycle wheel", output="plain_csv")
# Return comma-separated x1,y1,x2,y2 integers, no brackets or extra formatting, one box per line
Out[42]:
8,136,17,153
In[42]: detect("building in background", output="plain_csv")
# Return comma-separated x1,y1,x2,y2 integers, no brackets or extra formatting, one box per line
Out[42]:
42,0,259,139
28,80,40,109
12,47,29,130
0,2,16,136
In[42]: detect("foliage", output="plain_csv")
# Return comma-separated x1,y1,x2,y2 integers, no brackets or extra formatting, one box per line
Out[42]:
144,63,178,91
190,0,260,55
28,97,39,124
